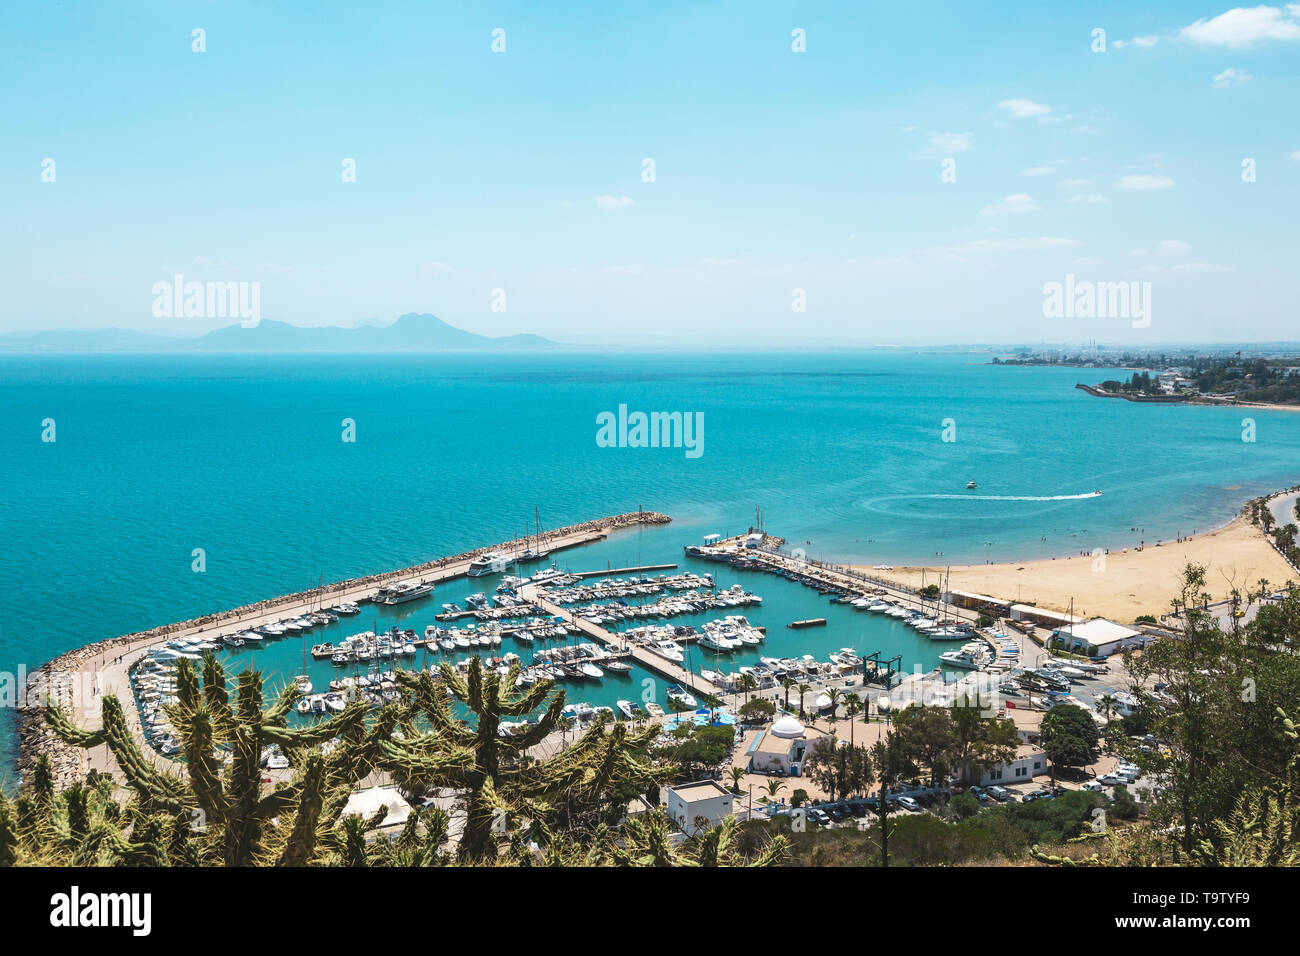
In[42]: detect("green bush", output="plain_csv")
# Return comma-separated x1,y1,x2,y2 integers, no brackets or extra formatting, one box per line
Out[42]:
950,792,981,820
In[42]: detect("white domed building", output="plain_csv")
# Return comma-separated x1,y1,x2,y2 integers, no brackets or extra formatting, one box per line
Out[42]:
750,714,828,776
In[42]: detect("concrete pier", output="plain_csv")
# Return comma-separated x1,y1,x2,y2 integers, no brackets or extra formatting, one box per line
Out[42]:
17,511,672,791
521,585,721,698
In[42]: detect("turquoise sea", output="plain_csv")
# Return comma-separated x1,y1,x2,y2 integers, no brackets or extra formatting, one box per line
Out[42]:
4,351,1299,779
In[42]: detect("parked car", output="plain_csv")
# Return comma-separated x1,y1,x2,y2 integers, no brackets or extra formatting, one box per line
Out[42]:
897,796,921,812
1081,781,1104,792
807,808,832,827
986,785,1012,802
969,786,991,803
1116,763,1141,782
1097,772,1128,786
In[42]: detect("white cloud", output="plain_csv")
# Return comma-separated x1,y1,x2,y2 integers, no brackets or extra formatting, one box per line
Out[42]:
1212,67,1254,86
998,98,1053,118
946,236,1079,254
1022,165,1057,176
980,193,1039,216
1173,261,1232,272
929,131,973,152
1127,249,1149,258
1180,5,1300,47
1291,149,1300,159
698,256,743,267
192,255,212,266
1132,35,1160,47
1061,178,1092,187
1066,194,1111,205
595,195,636,212
1158,239,1192,256
1119,174,1176,189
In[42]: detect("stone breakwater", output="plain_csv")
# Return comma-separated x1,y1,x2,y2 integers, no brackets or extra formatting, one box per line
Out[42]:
14,510,671,791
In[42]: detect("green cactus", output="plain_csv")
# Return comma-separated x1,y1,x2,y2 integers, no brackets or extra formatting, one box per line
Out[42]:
380,658,670,860
43,654,372,866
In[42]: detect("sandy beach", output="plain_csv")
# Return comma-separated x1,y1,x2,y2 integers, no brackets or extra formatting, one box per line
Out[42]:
870,511,1298,623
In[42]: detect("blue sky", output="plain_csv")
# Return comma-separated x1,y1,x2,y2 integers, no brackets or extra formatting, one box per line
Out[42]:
4,1,1299,344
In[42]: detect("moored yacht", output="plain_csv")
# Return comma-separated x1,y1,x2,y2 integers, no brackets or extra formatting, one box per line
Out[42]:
372,580,435,605
468,552,507,577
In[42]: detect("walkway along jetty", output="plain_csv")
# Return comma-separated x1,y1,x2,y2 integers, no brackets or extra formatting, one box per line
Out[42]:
14,510,671,792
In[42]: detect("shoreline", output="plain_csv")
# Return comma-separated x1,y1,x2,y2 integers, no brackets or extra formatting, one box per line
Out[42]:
13,510,671,792
866,503,1298,623
1075,382,1300,414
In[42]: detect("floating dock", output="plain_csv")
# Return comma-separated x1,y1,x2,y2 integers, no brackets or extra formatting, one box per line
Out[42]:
520,584,721,698
787,618,827,629
572,564,678,578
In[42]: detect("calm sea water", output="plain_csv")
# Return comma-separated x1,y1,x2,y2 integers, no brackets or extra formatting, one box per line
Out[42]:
3,351,1298,777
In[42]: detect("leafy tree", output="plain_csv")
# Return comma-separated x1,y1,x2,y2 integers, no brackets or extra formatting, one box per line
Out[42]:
893,705,957,787
950,694,1019,784
738,697,775,723
868,733,914,867
804,738,874,802
1039,704,1099,776
1109,785,1139,822
950,791,980,820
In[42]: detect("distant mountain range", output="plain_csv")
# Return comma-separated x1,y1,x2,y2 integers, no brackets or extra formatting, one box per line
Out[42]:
0,313,559,352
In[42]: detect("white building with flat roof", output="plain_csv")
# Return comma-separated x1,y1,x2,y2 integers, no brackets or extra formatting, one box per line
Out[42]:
1055,618,1145,658
666,780,735,835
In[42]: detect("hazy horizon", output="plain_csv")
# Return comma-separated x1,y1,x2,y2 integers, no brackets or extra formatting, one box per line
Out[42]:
5,2,1299,345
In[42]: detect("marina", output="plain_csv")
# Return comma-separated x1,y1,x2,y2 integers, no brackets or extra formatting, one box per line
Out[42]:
103,518,1109,766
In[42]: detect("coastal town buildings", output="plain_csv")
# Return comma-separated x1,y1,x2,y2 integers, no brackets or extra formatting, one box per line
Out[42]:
666,780,735,835
1054,619,1145,658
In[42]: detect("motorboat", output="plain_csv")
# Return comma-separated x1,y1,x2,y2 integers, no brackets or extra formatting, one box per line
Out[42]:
372,580,435,605
468,552,507,577
666,686,697,709
967,480,978,489
648,639,684,663
939,646,989,671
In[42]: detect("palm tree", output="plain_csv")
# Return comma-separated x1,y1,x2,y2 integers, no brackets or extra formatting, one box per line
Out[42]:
761,779,786,803
797,682,811,718
781,677,796,712
842,693,862,745
825,688,842,730
727,766,746,793
1096,694,1119,752
737,672,758,706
